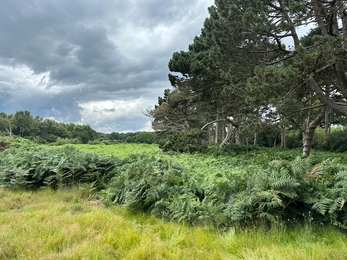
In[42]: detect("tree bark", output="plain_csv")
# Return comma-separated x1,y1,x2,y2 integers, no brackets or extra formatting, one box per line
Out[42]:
208,125,212,145
308,76,347,117
278,0,300,48
273,133,277,147
324,107,330,145
219,124,233,149
281,126,286,148
221,122,226,142
5,124,12,136
226,117,244,145
302,107,326,157
234,127,244,145
312,0,328,35
339,1,347,48
215,112,219,144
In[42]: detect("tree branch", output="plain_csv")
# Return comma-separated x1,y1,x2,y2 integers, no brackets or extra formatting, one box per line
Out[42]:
201,119,226,130
308,76,347,116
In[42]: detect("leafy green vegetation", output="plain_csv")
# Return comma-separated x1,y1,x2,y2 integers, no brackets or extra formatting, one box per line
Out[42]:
0,138,119,190
0,110,157,146
74,143,161,159
147,1,347,158
1,139,347,258
2,138,347,231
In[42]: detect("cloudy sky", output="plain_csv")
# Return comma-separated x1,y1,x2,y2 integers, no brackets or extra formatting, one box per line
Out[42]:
0,0,214,133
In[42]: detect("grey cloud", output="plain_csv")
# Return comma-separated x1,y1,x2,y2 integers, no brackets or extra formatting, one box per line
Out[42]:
87,116,151,133
0,0,214,132
123,0,201,27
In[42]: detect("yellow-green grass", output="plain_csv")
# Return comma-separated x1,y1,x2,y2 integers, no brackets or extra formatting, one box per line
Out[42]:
72,143,161,159
1,187,347,260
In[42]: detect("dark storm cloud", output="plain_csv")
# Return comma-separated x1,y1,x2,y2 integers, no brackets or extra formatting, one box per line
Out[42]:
0,0,214,132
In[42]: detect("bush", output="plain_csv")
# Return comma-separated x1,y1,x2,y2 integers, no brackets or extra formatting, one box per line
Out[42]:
156,129,207,153
207,144,260,156
327,129,347,152
286,130,303,149
0,140,10,151
56,137,81,145
26,136,48,144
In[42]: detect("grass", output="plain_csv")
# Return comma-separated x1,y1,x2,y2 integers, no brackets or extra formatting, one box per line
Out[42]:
73,143,161,159
1,187,347,260
72,143,347,180
2,142,347,259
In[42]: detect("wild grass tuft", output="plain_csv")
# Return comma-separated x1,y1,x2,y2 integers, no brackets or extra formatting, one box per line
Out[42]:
1,188,347,259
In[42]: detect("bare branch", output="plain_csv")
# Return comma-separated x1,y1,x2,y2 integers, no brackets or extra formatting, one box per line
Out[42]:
308,76,347,116
263,53,294,65
201,119,226,130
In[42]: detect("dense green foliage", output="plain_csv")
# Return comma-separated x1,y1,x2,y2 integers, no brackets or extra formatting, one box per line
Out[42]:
0,110,97,144
0,110,157,145
102,153,347,229
156,129,207,153
156,126,347,154
148,0,347,158
3,138,347,230
0,138,119,190
104,131,156,144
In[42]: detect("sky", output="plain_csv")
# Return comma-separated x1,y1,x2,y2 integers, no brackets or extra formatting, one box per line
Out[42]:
0,0,214,133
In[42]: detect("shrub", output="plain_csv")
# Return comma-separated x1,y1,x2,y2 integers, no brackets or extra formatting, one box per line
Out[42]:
156,129,207,153
56,137,81,145
0,139,10,152
327,129,347,152
89,139,112,145
286,130,303,149
26,136,48,144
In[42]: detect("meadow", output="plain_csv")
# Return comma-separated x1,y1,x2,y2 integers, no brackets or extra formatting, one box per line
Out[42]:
1,140,347,259
1,187,347,260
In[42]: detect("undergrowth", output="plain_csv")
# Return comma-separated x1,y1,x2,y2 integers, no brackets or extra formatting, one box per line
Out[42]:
2,137,347,230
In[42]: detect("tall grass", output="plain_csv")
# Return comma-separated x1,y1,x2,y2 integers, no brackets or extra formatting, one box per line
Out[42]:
0,187,347,260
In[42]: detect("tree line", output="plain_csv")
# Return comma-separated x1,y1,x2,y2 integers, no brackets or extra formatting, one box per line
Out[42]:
0,110,156,144
146,0,347,157
0,110,98,143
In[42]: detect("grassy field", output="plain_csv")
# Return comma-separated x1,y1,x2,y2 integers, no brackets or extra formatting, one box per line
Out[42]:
1,187,347,260
73,143,161,159
1,143,347,259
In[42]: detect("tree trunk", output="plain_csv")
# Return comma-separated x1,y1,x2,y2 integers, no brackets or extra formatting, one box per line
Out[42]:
302,107,326,157
215,113,219,144
221,122,225,142
235,127,244,145
273,134,277,147
219,124,232,149
312,1,328,35
208,126,212,145
281,126,286,148
254,132,258,146
324,107,330,145
309,77,347,117
5,123,12,136
226,117,244,145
